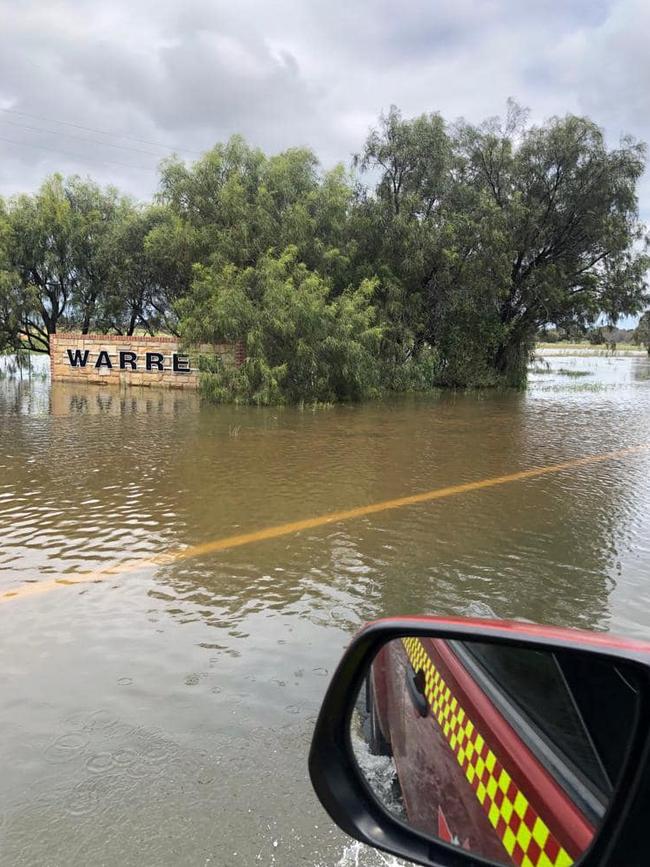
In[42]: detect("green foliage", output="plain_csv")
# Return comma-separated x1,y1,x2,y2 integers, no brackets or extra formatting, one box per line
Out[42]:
0,105,647,401
355,100,648,388
0,203,22,354
0,175,133,350
157,137,354,285
180,247,383,405
378,346,439,392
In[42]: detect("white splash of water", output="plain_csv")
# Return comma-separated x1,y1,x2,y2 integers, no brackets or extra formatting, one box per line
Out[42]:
332,840,406,866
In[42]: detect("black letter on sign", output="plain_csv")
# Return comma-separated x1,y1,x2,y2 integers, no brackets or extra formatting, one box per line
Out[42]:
67,349,89,368
173,353,190,373
95,350,113,369
146,352,164,371
119,351,137,370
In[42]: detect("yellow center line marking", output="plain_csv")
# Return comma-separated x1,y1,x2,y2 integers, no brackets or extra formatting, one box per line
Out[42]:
2,443,649,605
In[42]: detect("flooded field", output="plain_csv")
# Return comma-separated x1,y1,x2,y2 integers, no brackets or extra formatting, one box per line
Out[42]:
1,353,649,866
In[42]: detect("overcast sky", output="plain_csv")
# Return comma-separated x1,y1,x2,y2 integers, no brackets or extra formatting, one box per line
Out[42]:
1,0,648,222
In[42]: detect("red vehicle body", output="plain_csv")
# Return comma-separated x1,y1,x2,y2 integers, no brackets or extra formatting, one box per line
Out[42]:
369,634,636,866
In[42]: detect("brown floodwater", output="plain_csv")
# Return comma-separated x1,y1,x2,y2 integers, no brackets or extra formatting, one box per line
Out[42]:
0,353,649,866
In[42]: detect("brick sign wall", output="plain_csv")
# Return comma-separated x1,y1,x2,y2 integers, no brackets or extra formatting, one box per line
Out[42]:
50,333,244,389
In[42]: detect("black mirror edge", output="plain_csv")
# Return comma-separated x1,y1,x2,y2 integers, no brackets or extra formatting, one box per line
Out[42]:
308,617,650,867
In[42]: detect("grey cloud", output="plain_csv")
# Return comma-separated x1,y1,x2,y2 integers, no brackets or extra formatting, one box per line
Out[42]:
0,0,647,220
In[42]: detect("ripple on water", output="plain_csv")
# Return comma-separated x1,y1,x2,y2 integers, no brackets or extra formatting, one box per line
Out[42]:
0,356,650,864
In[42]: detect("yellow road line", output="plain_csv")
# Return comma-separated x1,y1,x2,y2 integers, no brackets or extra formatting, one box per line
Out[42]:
2,443,649,605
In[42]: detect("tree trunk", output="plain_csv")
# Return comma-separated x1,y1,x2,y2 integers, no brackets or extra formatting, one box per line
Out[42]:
493,329,534,387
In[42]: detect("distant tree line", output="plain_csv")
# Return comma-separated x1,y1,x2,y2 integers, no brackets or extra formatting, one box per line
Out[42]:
539,323,647,347
1,101,648,403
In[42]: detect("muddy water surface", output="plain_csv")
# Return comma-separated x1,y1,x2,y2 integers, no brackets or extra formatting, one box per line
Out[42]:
0,353,649,865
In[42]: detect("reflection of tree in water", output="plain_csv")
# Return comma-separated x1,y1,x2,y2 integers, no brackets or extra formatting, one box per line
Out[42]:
632,358,650,382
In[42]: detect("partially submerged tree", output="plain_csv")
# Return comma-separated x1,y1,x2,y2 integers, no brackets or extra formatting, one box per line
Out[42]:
179,247,382,405
0,106,646,402
355,102,649,386
454,105,649,382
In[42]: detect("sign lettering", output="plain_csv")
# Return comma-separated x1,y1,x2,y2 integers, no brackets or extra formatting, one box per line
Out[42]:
119,351,137,370
67,349,90,367
65,350,192,374
95,350,113,369
145,352,164,371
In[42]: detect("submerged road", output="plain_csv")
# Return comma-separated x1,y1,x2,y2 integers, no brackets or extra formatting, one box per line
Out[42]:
1,353,650,866
2,443,649,605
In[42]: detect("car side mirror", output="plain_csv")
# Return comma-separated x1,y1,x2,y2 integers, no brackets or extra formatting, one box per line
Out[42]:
309,617,650,867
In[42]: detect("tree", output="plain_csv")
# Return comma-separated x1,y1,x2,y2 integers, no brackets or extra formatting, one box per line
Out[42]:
455,104,649,382
2,176,75,351
636,311,650,355
179,247,382,404
0,108,646,401
355,102,649,386
354,106,513,386
95,204,189,336
158,136,356,288
0,175,130,351
0,201,22,353
64,177,128,334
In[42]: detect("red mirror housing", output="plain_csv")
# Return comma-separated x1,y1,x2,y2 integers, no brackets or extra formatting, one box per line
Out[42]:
308,616,650,867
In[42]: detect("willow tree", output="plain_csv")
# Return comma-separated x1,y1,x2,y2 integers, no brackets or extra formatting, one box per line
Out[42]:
0,175,130,352
179,247,382,405
356,103,649,386
455,104,649,383
354,106,512,386
158,136,355,290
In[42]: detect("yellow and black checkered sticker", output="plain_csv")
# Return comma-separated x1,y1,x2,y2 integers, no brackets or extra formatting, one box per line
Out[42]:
402,637,576,867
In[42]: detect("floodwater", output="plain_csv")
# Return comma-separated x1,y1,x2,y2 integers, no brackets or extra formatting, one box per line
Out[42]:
0,352,649,866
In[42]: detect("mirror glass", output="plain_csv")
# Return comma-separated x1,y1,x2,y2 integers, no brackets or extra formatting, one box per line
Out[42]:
350,635,640,866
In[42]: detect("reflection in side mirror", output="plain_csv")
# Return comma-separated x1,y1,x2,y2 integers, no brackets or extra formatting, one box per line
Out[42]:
350,635,641,866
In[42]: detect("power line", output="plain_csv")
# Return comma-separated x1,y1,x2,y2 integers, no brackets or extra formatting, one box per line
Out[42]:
0,134,158,174
0,117,170,159
0,107,202,157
